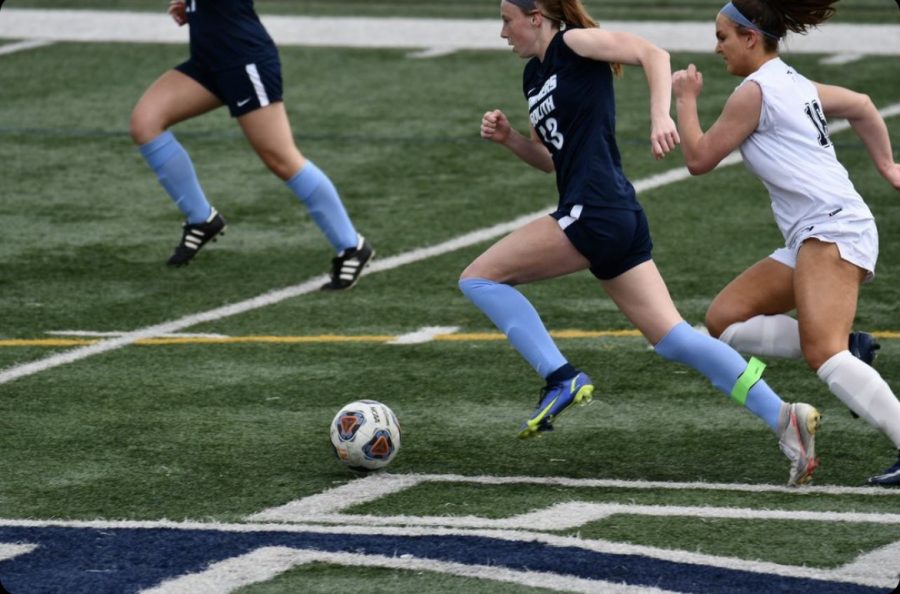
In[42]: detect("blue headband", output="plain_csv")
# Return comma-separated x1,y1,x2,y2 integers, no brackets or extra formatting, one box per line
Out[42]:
720,2,781,40
506,0,537,10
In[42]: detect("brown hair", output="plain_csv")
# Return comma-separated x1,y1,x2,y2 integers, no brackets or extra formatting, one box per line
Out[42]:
511,0,623,76
732,0,839,52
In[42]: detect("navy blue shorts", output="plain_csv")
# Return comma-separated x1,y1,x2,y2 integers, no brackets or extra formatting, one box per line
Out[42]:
551,206,654,280
175,58,283,117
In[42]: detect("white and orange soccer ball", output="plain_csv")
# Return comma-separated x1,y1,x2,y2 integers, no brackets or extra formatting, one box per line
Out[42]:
329,399,401,471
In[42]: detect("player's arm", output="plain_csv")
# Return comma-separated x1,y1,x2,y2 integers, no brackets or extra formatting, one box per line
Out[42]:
673,65,760,175
563,28,679,160
168,0,187,26
814,82,900,190
480,109,555,173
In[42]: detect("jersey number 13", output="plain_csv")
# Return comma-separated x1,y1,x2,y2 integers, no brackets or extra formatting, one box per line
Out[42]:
537,117,565,150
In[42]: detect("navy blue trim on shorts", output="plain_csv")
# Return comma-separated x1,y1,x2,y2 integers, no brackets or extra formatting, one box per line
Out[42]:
551,206,653,280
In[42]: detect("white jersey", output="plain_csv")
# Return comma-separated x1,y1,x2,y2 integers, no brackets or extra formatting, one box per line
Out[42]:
738,57,873,248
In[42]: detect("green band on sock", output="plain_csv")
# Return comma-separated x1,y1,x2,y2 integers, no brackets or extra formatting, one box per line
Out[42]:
731,357,766,405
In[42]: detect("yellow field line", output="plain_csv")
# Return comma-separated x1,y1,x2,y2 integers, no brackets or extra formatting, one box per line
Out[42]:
2,329,898,348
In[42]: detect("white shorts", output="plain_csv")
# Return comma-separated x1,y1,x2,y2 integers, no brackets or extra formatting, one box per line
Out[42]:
770,217,879,282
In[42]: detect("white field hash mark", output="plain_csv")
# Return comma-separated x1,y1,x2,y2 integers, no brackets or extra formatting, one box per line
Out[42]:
3,102,900,387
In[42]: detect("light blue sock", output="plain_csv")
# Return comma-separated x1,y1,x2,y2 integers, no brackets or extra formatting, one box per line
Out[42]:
654,321,784,431
286,161,358,253
459,277,567,379
138,131,211,224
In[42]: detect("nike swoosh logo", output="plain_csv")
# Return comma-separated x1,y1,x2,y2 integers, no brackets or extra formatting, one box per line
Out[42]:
236,98,252,107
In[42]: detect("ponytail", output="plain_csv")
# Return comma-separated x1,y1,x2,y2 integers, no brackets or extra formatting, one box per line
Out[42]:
533,0,624,76
732,0,839,51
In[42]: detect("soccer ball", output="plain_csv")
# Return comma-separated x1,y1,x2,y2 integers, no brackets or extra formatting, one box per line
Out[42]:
329,399,401,472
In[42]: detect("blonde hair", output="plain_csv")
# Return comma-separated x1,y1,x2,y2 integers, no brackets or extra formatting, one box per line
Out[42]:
511,0,623,76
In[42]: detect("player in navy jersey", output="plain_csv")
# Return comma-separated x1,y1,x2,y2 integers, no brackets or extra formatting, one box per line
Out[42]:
673,0,900,485
460,0,821,486
130,0,373,289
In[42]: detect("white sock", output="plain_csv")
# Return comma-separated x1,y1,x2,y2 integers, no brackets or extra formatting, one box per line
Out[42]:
719,314,802,359
817,350,900,449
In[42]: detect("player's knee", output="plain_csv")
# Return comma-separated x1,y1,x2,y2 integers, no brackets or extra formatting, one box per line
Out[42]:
253,144,304,181
801,341,840,371
129,109,163,146
459,265,480,283
704,308,729,339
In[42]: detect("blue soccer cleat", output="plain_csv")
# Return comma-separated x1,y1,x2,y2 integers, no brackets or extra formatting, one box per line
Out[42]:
867,451,900,487
518,372,594,439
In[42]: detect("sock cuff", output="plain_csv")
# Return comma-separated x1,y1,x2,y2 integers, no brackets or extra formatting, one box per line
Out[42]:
287,160,325,197
138,130,178,165
459,277,496,294
816,350,854,381
653,320,692,358
719,322,740,345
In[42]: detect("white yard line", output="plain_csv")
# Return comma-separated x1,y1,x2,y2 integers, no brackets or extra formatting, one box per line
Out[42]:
45,330,230,339
246,502,900,531
387,326,460,344
0,38,54,55
248,472,900,523
1,9,898,54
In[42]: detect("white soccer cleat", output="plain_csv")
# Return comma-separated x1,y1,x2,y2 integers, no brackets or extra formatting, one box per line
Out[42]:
778,403,821,486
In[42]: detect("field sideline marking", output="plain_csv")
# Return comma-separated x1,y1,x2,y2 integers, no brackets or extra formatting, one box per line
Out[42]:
1,99,898,385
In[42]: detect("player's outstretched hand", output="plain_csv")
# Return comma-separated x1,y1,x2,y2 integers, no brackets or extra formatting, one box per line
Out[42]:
673,63,704,100
168,0,187,26
481,109,511,145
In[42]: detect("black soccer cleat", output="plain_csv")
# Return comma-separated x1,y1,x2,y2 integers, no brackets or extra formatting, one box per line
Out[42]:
167,208,226,267
849,331,881,366
321,234,375,290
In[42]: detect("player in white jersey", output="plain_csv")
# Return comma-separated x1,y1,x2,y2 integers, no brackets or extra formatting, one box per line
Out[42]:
672,0,900,486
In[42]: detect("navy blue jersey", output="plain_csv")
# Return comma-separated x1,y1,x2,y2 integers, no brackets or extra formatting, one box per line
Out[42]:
523,30,638,211
184,0,279,70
